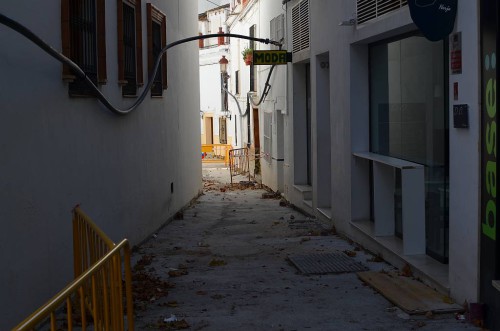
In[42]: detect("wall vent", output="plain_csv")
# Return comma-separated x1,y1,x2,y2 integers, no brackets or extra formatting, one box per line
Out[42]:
356,0,407,25
292,0,309,53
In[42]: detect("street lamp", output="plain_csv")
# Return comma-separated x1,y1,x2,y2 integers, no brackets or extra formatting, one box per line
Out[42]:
219,55,228,74
219,55,231,120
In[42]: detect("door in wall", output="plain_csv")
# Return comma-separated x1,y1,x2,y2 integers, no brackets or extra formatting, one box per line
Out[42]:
205,117,213,145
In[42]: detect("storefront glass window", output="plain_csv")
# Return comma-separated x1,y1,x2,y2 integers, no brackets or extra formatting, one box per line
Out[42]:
369,35,449,263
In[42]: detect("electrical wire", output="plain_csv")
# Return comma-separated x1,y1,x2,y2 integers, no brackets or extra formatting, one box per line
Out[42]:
248,41,283,107
0,12,281,116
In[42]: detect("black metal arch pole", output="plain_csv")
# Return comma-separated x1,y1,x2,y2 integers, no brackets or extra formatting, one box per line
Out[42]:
0,12,281,115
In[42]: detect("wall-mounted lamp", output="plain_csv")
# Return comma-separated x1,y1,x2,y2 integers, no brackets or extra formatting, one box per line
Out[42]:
338,18,356,26
219,55,228,75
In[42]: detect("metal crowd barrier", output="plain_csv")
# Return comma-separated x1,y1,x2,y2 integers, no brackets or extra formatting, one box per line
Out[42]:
13,207,134,331
229,147,251,184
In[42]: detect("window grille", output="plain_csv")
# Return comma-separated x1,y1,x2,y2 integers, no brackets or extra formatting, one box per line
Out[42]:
151,21,163,96
292,0,309,53
357,0,408,25
147,4,167,97
122,3,137,96
270,14,285,50
68,0,98,96
263,112,272,164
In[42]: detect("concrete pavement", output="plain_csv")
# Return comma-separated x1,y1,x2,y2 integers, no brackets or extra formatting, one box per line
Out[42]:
131,165,478,331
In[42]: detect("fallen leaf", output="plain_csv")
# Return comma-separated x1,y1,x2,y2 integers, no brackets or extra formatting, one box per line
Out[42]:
400,263,413,277
209,259,227,267
367,254,384,263
167,301,178,307
343,250,357,257
168,269,188,277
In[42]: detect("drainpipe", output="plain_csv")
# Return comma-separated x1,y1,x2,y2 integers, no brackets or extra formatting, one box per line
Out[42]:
246,94,251,148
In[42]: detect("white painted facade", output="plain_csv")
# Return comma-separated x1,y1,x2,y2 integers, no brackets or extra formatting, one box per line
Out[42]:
227,0,287,189
283,0,481,307
198,5,235,146
0,1,200,328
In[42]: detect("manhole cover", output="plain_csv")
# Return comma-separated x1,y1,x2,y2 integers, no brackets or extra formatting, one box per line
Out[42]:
288,252,368,275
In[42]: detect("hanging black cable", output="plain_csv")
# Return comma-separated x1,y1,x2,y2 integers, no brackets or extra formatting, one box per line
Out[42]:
0,12,282,116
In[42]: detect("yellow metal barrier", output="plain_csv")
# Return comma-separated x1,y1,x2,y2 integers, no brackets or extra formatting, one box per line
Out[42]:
13,208,134,331
72,207,115,278
201,144,231,165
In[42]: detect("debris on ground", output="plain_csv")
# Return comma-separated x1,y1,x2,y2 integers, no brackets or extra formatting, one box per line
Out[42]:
133,254,155,272
367,254,384,263
400,263,413,277
279,198,290,207
131,255,174,310
164,314,178,323
159,315,190,330
261,190,281,199
168,269,189,277
343,250,357,257
209,258,227,267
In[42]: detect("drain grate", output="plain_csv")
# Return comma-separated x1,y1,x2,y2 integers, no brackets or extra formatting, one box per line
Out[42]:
287,219,325,230
288,252,368,275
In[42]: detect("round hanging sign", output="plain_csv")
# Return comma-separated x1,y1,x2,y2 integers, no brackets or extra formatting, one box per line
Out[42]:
407,0,458,41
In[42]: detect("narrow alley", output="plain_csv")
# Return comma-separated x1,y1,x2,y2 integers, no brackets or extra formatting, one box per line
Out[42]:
131,166,478,331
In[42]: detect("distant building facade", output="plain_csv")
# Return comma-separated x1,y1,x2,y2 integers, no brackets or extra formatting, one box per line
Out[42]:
198,4,234,147
226,0,287,186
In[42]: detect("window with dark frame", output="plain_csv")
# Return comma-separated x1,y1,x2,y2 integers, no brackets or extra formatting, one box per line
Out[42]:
270,14,284,50
118,0,143,97
147,3,167,97
249,24,257,92
235,70,240,94
61,0,107,97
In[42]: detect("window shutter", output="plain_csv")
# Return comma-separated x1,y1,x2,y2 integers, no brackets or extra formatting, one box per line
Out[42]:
135,0,143,86
270,17,276,50
97,0,107,83
117,0,125,83
161,16,167,90
147,3,167,96
292,0,309,53
61,0,72,79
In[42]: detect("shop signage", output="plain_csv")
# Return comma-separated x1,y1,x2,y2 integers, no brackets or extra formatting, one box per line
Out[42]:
252,50,291,65
450,32,462,74
408,0,458,41
480,0,500,328
452,104,468,128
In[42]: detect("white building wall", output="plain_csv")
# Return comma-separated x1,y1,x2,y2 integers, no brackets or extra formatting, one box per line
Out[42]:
284,0,481,307
256,1,287,193
0,1,200,328
227,4,258,149
448,1,481,303
227,0,287,190
199,6,235,146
